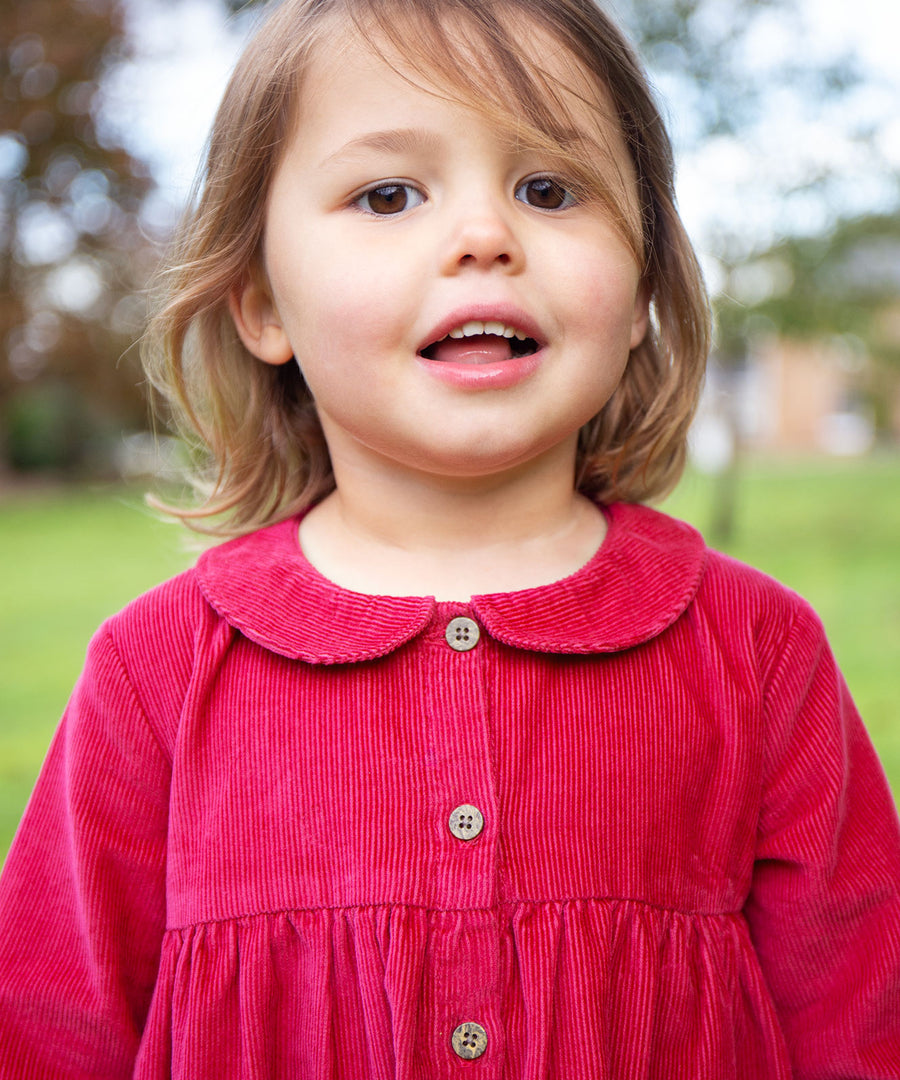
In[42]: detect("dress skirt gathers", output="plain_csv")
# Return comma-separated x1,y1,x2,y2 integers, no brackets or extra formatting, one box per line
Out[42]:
1,502,899,1078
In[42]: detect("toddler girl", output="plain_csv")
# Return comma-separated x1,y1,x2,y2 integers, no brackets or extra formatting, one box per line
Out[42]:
1,0,899,1075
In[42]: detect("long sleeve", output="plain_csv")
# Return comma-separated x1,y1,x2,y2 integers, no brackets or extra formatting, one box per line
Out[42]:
745,601,900,1079
0,626,171,1079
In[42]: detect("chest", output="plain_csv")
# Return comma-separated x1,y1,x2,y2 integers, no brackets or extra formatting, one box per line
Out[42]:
165,612,764,925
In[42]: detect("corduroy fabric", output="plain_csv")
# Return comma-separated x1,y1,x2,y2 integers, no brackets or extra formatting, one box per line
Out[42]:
0,502,898,1078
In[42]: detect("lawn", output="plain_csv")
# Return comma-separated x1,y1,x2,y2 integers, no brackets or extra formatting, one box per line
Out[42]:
1,457,898,862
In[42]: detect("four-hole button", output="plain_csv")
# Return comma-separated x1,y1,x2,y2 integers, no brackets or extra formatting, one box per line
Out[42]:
449,804,484,841
445,616,480,651
451,1022,488,1060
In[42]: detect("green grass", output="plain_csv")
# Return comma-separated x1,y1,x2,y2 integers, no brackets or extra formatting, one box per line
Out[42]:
1,459,898,862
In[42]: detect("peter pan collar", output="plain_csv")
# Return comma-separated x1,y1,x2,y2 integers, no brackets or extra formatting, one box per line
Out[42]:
196,501,707,664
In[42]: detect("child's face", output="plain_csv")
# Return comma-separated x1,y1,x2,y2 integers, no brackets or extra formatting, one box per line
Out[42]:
232,24,649,486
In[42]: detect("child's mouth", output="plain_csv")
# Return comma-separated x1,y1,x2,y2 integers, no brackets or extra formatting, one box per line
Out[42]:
420,320,540,365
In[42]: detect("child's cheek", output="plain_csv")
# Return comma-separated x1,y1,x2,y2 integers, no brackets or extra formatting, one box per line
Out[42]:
269,244,408,359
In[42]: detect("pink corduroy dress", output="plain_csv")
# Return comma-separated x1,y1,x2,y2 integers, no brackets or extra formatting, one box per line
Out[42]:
1,501,899,1078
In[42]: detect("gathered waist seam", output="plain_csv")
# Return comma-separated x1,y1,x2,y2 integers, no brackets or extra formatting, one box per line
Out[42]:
165,896,744,932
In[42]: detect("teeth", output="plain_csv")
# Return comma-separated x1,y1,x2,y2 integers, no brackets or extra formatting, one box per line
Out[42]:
445,320,531,341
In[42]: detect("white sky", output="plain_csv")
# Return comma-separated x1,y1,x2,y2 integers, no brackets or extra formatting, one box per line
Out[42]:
675,0,900,263
104,0,900,268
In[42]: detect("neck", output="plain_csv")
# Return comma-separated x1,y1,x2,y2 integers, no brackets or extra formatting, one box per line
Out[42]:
299,438,607,600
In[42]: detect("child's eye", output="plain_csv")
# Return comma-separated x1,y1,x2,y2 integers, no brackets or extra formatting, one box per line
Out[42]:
514,176,576,211
354,183,425,216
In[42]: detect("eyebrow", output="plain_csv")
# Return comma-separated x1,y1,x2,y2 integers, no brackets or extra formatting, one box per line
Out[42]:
319,128,444,169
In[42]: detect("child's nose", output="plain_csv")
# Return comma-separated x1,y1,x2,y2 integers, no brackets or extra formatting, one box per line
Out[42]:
439,199,525,275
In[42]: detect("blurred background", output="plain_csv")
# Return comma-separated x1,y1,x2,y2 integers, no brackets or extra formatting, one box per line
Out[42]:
1,0,899,858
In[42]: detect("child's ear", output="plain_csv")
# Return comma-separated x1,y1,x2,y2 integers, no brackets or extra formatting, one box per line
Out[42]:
630,281,651,350
229,275,294,366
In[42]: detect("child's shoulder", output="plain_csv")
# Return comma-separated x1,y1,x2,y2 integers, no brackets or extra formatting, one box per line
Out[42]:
103,561,211,654
614,504,833,705
105,515,298,636
98,513,307,671
695,525,820,633
90,564,216,729
617,502,823,639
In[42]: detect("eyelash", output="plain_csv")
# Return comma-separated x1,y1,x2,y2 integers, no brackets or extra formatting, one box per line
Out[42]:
350,174,578,217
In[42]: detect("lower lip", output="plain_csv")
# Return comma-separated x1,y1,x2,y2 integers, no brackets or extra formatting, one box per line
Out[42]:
416,350,542,390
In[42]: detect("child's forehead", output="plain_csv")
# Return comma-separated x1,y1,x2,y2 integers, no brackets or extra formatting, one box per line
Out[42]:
300,9,619,142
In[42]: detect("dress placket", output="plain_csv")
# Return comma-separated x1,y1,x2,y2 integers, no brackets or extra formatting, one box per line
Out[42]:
420,604,503,1076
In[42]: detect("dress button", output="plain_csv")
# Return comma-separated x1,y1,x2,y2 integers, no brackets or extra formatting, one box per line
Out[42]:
448,804,484,841
445,616,480,651
451,1021,488,1060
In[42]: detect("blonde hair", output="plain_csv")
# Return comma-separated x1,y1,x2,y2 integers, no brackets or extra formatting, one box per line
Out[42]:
143,0,710,534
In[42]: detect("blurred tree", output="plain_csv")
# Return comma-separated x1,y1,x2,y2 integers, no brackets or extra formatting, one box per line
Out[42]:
1,0,156,475
717,212,900,437
722,214,900,361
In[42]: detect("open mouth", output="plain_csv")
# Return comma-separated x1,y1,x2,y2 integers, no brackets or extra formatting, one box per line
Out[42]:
419,320,541,364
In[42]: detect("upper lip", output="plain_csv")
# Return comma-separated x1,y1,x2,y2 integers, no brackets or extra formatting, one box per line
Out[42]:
417,304,546,355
